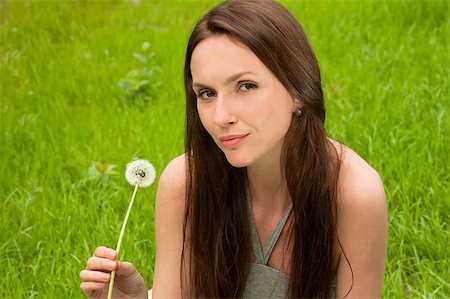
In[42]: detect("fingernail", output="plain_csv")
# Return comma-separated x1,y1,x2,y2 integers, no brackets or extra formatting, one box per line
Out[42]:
108,261,117,268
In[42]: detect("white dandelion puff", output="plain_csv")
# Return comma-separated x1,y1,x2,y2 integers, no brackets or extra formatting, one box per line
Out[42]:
125,159,156,187
108,158,156,299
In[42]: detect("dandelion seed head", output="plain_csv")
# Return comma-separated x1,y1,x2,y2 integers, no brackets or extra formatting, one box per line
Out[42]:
125,159,155,187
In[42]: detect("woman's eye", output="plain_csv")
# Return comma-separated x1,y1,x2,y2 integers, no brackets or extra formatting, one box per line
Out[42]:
239,82,257,91
198,90,215,99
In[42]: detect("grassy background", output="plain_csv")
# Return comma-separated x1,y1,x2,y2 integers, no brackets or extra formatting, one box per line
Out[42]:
0,0,448,297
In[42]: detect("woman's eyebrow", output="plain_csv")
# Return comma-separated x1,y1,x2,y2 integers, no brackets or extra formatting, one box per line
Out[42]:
224,71,256,86
192,71,256,88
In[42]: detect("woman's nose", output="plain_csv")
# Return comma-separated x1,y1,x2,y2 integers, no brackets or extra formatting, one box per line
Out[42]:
213,95,237,127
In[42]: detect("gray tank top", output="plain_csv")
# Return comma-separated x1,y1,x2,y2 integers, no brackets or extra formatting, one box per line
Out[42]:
242,194,336,298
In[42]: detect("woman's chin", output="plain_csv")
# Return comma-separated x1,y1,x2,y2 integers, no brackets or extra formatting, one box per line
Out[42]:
225,154,252,168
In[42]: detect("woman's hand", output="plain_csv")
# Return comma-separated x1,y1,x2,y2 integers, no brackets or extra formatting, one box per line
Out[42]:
80,246,148,299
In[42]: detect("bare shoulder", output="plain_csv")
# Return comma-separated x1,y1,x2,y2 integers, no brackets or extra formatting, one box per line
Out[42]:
331,139,387,228
154,153,187,250
157,153,187,199
330,140,388,297
152,153,188,297
154,153,187,232
333,141,386,204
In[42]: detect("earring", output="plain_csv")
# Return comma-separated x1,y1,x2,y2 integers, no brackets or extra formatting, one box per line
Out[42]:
295,109,302,116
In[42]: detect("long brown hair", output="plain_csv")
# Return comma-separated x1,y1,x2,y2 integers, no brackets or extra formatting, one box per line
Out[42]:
183,0,341,297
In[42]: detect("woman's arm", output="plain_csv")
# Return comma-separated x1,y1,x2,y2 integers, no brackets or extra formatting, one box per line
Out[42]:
335,147,388,298
151,154,188,298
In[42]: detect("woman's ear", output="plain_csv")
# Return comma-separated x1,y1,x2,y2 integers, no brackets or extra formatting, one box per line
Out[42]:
293,99,304,113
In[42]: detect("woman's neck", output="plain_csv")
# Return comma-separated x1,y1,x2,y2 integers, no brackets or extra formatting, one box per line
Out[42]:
246,154,291,213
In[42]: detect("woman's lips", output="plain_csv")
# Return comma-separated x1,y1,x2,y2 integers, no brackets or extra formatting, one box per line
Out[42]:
218,134,249,148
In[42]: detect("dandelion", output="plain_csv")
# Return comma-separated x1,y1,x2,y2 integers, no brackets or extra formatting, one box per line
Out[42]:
108,159,155,299
125,159,156,187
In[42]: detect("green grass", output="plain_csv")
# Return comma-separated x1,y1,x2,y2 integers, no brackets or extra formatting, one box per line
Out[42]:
0,0,448,297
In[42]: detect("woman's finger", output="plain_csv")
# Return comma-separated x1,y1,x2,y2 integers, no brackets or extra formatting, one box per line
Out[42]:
116,261,137,277
80,281,106,296
86,256,118,271
80,269,110,283
93,246,117,259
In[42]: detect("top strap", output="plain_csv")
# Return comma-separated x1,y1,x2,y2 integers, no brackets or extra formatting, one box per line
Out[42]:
247,189,293,265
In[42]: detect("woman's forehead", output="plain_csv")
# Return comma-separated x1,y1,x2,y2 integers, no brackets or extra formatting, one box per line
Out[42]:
190,35,265,82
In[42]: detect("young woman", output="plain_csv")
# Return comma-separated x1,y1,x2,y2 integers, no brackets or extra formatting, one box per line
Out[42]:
80,0,387,298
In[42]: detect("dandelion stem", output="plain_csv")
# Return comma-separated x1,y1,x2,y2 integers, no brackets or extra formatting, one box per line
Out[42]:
107,183,140,299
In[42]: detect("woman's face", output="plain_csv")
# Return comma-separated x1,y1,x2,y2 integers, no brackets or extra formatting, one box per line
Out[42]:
191,34,296,168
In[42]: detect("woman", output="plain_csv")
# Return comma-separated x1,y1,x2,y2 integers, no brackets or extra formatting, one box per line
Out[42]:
80,0,387,298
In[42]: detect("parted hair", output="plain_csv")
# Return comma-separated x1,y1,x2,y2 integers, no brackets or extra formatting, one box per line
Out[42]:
183,0,342,297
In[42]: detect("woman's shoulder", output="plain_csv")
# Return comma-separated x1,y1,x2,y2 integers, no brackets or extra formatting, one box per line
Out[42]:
330,139,387,237
329,142,388,297
155,153,187,216
158,153,187,194
153,154,187,298
330,139,385,204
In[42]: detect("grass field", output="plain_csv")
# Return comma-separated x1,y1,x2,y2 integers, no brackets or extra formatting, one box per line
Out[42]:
1,0,449,298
